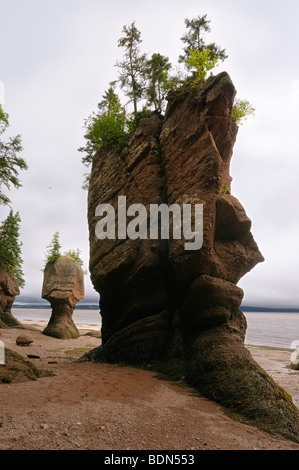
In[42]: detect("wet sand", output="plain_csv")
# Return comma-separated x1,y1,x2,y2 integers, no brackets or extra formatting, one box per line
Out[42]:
0,322,298,451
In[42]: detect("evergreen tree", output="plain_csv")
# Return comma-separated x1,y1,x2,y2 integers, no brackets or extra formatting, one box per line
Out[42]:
179,15,227,68
116,22,147,114
0,210,25,287
44,232,85,271
44,231,62,267
0,104,27,206
78,85,126,167
144,53,171,113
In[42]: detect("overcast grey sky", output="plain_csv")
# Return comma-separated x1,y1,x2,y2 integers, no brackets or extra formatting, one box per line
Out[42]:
1,0,299,307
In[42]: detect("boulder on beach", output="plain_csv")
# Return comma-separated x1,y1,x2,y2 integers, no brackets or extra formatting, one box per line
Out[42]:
42,256,84,339
16,334,34,347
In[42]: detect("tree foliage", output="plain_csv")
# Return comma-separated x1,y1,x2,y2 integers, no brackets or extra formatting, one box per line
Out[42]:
79,14,255,173
0,104,28,206
0,210,25,287
185,47,221,82
143,53,171,112
116,22,147,114
179,15,227,66
64,248,84,267
78,86,126,166
44,231,62,267
43,231,84,270
232,99,255,125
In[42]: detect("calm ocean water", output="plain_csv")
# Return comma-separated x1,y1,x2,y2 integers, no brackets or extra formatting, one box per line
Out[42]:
243,311,299,349
11,308,299,349
12,308,102,329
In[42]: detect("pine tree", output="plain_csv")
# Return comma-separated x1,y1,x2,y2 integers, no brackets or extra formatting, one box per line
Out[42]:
78,85,126,168
179,15,227,68
0,210,25,287
44,232,85,271
144,53,171,113
116,22,147,114
0,104,27,206
44,231,62,267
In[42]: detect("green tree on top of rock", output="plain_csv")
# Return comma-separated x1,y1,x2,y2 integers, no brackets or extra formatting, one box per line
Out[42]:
180,15,227,84
44,231,61,267
179,16,254,125
0,210,25,287
78,86,126,167
44,231,84,271
179,15,227,66
143,53,171,113
78,14,255,174
116,21,148,114
64,249,84,268
185,47,221,83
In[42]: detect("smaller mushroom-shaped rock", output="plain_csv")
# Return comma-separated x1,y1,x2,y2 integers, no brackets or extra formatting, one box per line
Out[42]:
16,334,33,347
42,256,84,339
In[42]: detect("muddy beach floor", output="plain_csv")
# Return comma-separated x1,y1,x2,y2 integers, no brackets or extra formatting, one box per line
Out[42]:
0,322,298,451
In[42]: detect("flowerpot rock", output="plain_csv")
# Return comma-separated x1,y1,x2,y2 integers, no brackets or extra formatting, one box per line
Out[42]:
42,256,84,339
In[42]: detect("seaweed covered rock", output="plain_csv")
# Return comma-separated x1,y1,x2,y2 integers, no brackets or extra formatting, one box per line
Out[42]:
42,256,84,339
0,267,23,328
0,348,41,383
85,72,299,441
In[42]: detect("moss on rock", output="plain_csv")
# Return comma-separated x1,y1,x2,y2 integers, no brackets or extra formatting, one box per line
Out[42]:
42,318,80,340
0,348,42,384
0,311,24,328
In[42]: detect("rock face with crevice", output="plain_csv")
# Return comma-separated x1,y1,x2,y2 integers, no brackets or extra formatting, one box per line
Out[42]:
42,256,84,339
85,72,299,442
0,267,22,328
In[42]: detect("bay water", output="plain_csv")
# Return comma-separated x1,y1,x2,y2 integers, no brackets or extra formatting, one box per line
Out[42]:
11,308,299,349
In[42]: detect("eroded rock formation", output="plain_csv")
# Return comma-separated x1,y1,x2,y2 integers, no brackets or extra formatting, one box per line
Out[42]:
42,256,84,339
85,72,299,441
0,267,22,328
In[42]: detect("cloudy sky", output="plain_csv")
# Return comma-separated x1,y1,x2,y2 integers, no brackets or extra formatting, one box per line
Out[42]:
1,0,299,307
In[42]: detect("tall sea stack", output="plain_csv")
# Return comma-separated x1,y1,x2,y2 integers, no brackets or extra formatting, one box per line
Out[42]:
84,73,299,442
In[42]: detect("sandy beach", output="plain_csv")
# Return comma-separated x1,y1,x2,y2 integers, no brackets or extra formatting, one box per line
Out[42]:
0,321,298,451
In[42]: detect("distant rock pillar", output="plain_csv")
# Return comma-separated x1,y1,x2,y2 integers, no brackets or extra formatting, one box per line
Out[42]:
42,256,84,339
0,267,22,328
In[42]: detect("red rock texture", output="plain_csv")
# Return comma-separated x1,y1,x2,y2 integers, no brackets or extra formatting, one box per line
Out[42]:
85,73,299,441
